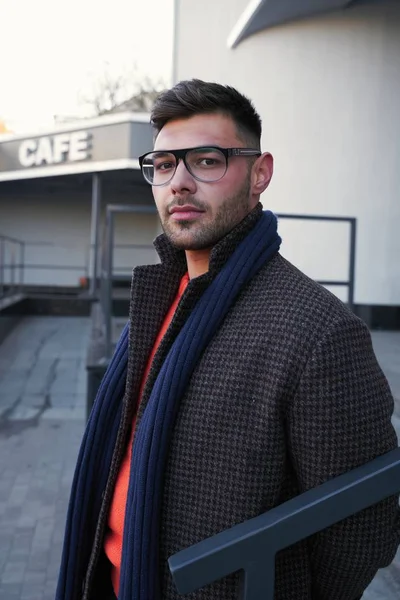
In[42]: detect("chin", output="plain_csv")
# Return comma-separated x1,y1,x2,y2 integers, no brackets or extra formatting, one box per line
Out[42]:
163,220,220,251
163,223,195,247
168,237,208,251
164,231,210,251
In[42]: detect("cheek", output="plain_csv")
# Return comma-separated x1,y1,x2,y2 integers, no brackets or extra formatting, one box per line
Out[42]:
196,182,234,213
211,171,245,201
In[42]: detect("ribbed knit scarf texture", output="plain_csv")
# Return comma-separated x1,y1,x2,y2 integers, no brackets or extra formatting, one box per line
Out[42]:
56,210,281,600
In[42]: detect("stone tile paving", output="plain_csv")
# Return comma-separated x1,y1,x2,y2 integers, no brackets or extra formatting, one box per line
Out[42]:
0,318,398,600
0,317,88,600
363,332,400,600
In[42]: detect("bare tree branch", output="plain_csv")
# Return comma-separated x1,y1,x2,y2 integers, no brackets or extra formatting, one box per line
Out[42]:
80,62,165,116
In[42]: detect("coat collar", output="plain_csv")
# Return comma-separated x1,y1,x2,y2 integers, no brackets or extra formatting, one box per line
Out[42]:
123,202,264,426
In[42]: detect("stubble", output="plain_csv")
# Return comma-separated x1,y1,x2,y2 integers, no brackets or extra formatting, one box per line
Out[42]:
160,175,252,250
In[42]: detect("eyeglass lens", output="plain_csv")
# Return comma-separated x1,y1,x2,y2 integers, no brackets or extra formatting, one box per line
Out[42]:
141,147,228,185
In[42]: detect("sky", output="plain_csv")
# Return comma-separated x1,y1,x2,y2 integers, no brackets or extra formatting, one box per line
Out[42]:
0,0,174,132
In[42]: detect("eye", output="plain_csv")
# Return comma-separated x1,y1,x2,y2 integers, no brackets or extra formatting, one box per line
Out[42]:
199,157,218,167
191,152,225,168
154,161,175,172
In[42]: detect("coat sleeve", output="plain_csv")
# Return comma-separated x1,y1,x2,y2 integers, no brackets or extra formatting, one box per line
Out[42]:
287,314,400,600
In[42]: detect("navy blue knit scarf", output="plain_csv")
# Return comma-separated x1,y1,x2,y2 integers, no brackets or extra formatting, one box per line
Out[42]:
57,210,281,600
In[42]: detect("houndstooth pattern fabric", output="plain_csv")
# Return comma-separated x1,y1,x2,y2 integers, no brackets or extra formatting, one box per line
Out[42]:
87,204,399,600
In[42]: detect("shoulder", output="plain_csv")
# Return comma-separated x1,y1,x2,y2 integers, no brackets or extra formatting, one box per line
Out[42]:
246,252,367,347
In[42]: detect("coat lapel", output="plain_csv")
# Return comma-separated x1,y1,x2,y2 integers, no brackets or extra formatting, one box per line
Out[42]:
134,203,264,423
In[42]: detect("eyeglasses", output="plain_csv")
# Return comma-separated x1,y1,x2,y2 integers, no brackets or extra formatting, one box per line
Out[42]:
138,146,261,186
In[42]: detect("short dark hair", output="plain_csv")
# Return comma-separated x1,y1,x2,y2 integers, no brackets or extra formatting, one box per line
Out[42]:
151,79,262,149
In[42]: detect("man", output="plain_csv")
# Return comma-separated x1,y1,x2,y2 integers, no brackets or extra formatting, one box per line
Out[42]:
57,80,399,600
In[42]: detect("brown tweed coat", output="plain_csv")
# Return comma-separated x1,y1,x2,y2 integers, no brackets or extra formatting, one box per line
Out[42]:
86,203,399,600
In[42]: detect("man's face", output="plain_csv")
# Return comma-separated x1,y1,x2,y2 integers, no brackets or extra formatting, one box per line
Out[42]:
152,113,258,250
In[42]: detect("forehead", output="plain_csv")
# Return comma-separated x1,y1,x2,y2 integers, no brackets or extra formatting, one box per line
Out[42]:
153,113,242,151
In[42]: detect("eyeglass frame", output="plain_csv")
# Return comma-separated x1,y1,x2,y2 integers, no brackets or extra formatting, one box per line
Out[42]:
138,145,262,186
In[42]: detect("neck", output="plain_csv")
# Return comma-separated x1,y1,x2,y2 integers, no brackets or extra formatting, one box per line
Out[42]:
185,249,211,279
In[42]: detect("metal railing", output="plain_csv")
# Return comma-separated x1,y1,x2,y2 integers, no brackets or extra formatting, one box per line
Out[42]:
98,210,357,359
23,241,90,285
99,204,157,358
276,214,356,311
0,233,25,299
0,235,93,296
169,447,400,599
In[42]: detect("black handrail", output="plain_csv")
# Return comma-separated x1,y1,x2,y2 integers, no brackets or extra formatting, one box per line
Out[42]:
169,447,400,599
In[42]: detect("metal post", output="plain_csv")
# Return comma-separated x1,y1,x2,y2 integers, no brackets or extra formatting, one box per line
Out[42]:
105,208,114,359
239,562,275,600
19,242,25,291
348,218,357,312
0,237,4,298
10,243,15,293
100,204,157,360
89,173,102,296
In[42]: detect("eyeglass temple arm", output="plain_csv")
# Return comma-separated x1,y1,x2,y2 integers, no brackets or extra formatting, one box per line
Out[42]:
230,148,261,156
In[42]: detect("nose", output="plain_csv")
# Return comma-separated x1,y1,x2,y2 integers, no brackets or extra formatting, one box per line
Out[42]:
169,159,197,196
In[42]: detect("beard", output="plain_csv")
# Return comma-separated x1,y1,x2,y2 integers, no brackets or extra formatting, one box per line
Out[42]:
159,175,252,251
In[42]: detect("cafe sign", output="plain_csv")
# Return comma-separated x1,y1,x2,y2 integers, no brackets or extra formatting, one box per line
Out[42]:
18,131,91,167
0,117,154,179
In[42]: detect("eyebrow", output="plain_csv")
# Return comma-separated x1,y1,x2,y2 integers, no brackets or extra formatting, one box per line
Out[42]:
151,151,175,159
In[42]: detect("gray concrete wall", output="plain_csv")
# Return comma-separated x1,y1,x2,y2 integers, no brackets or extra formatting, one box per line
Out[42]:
0,192,160,287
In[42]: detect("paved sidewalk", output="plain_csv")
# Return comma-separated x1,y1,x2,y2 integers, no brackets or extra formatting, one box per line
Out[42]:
363,331,400,600
0,318,88,600
0,318,398,600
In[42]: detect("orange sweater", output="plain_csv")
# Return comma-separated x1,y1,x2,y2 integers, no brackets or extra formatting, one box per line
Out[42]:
104,273,190,596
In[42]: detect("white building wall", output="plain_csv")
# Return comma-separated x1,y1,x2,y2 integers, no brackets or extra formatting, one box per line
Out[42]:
0,193,160,287
174,0,400,305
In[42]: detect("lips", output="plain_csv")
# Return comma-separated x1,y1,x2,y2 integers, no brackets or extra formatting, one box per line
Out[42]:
169,204,205,222
169,205,203,214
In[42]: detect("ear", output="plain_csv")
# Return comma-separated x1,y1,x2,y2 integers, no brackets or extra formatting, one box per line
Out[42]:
252,152,273,195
